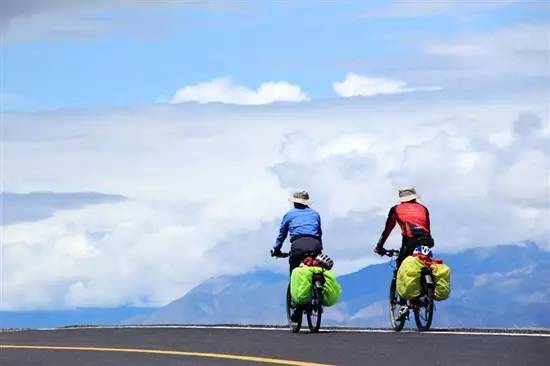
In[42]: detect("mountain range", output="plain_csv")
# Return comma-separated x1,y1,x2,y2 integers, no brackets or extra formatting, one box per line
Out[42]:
140,243,550,328
2,243,548,328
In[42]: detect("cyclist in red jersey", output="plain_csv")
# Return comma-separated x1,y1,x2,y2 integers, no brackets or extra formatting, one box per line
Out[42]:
374,187,434,268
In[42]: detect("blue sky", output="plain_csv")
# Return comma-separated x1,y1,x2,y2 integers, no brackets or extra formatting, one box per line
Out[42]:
2,0,548,111
1,1,549,310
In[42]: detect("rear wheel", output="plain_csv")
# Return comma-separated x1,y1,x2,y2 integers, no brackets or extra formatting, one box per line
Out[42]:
414,287,434,331
286,284,302,333
389,278,406,331
306,288,323,333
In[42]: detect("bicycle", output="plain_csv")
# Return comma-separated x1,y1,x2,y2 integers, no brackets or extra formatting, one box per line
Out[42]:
271,249,324,333
382,248,435,332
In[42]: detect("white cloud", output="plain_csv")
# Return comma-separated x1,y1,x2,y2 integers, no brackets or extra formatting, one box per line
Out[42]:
1,0,246,42
357,0,522,19
426,23,550,77
2,98,549,310
170,78,308,105
333,73,440,97
1,0,116,41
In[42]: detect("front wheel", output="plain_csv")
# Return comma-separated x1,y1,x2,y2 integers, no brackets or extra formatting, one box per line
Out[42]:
414,287,434,331
286,284,302,333
306,288,323,333
389,278,405,332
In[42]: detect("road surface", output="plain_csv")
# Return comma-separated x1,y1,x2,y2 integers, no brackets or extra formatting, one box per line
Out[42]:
1,326,548,365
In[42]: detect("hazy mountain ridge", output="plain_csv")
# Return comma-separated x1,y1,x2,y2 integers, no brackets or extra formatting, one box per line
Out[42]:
2,243,548,329
0,307,155,329
140,243,550,328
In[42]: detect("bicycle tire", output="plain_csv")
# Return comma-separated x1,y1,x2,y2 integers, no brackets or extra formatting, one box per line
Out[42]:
286,284,302,333
414,287,434,331
306,288,322,333
389,278,406,332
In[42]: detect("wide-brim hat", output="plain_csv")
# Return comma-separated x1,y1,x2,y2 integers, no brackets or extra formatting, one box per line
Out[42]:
399,187,418,202
289,190,311,205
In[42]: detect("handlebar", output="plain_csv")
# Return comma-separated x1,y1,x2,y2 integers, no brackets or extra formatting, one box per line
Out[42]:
271,249,290,258
382,249,400,257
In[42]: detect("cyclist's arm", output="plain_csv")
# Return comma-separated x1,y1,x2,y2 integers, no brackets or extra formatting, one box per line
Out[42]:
425,206,431,232
274,214,290,251
318,214,322,239
376,206,397,248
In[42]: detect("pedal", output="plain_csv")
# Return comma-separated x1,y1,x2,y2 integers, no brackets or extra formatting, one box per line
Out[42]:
397,306,410,321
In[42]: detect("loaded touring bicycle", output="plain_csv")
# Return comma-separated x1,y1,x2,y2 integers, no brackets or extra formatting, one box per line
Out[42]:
382,246,450,332
272,250,340,333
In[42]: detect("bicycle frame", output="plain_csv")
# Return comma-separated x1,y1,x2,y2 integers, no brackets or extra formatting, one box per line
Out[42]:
416,267,435,306
312,273,325,290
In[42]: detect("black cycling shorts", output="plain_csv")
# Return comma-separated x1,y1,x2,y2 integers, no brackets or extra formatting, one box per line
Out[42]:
396,234,434,268
288,236,322,274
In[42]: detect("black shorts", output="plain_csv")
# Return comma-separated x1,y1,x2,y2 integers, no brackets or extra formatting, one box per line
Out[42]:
288,236,322,274
396,234,434,268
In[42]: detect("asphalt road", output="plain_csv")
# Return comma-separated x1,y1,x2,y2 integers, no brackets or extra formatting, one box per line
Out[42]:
1,326,549,366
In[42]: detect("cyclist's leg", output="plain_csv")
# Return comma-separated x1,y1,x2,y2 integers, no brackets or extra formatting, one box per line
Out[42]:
288,255,302,275
396,237,417,306
396,237,415,269
288,253,306,322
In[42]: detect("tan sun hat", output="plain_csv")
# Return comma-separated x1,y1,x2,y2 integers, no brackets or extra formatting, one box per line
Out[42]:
288,189,311,205
398,187,418,202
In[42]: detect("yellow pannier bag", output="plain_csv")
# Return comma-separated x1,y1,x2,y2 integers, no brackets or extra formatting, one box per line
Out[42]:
396,256,424,299
431,263,451,301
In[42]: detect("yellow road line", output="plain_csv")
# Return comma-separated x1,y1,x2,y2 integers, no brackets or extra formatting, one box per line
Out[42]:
0,345,333,366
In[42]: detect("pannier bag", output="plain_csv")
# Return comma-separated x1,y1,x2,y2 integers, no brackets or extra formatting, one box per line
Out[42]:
321,270,342,306
290,265,342,306
397,255,452,301
396,256,424,299
431,263,451,301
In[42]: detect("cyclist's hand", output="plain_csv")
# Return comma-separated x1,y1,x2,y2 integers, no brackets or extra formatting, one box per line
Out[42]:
271,248,282,257
373,246,385,257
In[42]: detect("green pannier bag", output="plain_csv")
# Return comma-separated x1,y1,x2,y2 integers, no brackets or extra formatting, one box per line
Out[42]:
290,265,342,306
290,265,315,305
321,270,342,307
396,256,424,299
432,263,451,301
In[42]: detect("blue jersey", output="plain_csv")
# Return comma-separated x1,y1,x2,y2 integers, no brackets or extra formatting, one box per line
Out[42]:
273,207,322,250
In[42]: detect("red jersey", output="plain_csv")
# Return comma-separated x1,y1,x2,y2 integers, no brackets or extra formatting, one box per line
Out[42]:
377,201,431,246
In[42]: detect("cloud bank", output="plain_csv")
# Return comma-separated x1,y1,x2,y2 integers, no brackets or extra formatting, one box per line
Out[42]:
358,0,522,19
170,78,309,105
426,23,550,78
2,97,548,310
1,192,125,225
333,73,440,97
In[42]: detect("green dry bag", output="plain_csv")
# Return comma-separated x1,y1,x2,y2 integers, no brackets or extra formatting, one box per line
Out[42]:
396,256,424,299
321,270,342,307
290,265,315,304
432,263,451,301
290,265,342,306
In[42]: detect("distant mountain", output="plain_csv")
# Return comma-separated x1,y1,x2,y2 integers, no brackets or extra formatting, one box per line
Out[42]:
141,243,550,328
3,243,547,329
0,307,156,329
142,271,288,325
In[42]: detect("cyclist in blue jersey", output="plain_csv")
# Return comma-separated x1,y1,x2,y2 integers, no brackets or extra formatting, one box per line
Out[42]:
271,190,323,274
